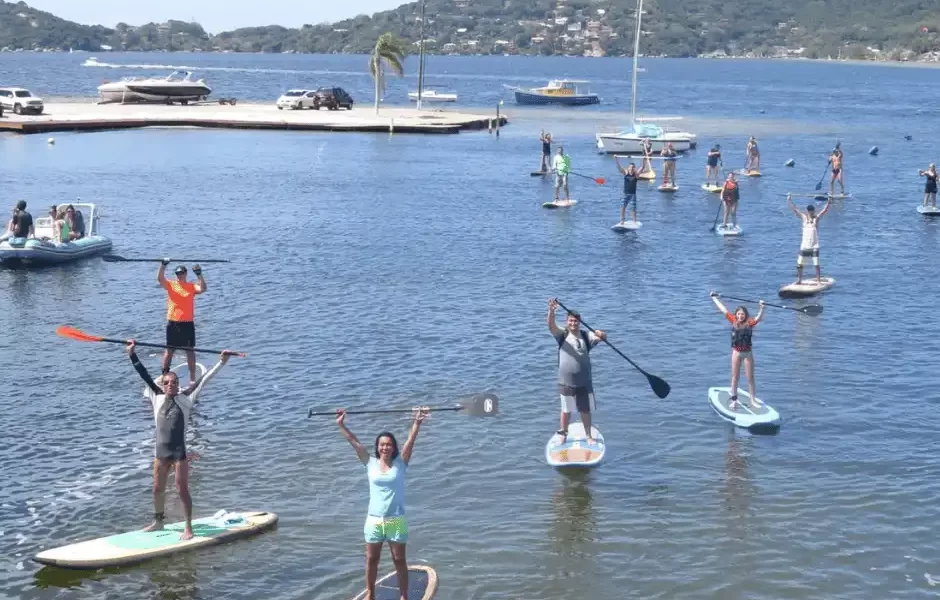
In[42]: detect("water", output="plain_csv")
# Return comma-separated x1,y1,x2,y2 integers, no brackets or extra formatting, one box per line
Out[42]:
2,53,940,599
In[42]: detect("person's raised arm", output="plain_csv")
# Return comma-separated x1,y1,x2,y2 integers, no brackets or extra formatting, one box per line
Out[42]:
157,258,169,285
817,197,834,219
184,350,231,402
400,407,429,465
547,297,564,337
787,194,802,217
192,264,207,294
752,300,767,325
710,291,731,318
336,410,370,465
614,155,625,174
127,340,161,395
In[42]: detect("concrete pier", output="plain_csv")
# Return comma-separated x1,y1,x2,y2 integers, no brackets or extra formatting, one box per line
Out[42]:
0,101,509,135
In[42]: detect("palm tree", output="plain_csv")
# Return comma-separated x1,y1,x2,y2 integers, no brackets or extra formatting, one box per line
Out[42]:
369,33,409,115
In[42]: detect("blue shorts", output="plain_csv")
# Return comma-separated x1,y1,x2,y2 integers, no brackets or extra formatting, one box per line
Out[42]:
364,515,408,543
622,194,636,209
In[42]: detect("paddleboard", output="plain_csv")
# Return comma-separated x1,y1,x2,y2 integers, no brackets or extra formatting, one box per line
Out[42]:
746,170,761,177
612,220,642,231
530,171,549,177
715,224,742,236
814,194,851,201
778,276,835,299
33,510,278,569
917,205,940,216
545,422,605,468
702,184,722,193
144,362,207,398
658,184,679,193
352,565,438,600
708,387,780,434
637,171,656,181
543,200,578,209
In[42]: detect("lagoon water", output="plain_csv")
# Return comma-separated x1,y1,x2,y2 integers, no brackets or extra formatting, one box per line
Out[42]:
2,52,940,599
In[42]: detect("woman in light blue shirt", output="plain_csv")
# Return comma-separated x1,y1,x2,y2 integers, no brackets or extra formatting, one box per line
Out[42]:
337,407,429,600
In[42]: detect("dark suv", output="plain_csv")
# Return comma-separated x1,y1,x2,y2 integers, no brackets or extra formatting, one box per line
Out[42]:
313,87,354,110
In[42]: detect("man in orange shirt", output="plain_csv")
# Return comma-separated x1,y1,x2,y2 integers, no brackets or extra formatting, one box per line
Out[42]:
158,260,207,384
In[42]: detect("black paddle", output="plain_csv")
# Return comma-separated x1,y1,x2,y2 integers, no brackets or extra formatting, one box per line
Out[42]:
102,254,231,263
711,200,723,231
554,300,670,399
717,294,823,316
815,157,832,191
307,392,499,418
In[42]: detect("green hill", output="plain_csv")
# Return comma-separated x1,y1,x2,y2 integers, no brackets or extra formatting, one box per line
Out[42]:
1,0,938,61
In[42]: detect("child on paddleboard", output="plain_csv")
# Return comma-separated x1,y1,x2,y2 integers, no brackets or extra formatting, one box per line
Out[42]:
709,293,765,410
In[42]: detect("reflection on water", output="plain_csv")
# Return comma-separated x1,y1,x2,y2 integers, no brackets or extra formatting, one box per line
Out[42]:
549,470,597,555
721,433,756,542
150,555,200,600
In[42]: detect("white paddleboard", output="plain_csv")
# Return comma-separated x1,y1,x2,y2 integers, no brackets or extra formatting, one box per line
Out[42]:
33,510,278,569
715,224,742,236
144,362,207,398
917,205,940,216
658,184,679,193
612,220,642,231
637,171,656,181
545,422,605,468
778,276,835,299
351,564,438,600
708,387,780,433
702,183,722,193
543,200,578,209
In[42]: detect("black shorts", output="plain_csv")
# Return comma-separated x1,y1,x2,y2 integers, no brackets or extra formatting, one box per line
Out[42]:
166,321,195,349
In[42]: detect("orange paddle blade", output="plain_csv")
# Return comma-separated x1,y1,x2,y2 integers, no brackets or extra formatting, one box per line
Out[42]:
55,325,103,343
595,177,606,185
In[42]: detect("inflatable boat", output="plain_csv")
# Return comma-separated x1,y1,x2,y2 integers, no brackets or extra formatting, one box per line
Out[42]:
0,202,111,267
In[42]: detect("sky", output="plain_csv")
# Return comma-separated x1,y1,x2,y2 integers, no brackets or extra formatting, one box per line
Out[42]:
25,0,406,33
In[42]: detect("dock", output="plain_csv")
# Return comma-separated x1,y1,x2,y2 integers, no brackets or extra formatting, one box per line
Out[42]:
0,101,508,136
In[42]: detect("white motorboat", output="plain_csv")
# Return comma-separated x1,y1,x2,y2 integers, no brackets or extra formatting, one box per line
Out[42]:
595,0,696,154
408,89,457,103
97,71,211,104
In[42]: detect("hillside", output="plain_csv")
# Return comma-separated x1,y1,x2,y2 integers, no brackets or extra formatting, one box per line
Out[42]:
1,0,939,61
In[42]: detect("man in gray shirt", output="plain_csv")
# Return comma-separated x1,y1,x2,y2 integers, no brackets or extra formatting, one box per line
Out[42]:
548,298,607,443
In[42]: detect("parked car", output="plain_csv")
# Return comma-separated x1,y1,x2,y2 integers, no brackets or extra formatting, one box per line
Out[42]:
276,89,318,110
0,88,44,115
312,87,354,110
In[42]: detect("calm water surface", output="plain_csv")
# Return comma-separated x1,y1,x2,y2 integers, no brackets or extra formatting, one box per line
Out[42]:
2,54,940,599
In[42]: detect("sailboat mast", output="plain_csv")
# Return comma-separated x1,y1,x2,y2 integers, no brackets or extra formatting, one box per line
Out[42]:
417,0,427,110
630,0,643,125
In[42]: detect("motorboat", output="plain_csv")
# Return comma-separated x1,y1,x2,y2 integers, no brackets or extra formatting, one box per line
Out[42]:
595,0,696,154
408,89,457,103
0,202,112,267
97,71,211,104
509,79,599,106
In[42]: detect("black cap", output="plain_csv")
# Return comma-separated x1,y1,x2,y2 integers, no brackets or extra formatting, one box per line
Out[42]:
174,265,187,275
807,204,815,212
16,200,26,210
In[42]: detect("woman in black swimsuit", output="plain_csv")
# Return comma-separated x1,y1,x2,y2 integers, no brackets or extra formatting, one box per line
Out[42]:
919,163,937,208
539,130,552,173
710,292,765,409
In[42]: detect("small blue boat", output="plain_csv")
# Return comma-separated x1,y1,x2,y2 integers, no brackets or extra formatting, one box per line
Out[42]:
510,79,599,106
0,202,112,267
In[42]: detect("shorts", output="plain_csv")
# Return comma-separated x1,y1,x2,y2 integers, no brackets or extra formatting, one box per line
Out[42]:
707,161,719,168
622,194,636,209
832,167,841,176
797,248,820,266
364,515,408,543
555,173,568,188
166,321,196,348
559,385,595,413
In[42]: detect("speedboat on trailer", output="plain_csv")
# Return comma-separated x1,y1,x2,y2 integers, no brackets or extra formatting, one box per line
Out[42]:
97,71,211,104
0,202,111,267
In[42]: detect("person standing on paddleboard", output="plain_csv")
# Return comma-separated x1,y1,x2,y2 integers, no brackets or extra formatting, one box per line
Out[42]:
829,142,845,196
336,406,429,600
158,260,206,385
552,146,571,203
787,193,832,284
638,138,654,178
661,142,678,186
539,130,552,173
709,293,765,410
706,144,722,186
720,172,740,228
126,340,232,540
548,298,606,444
615,157,639,223
745,137,760,173
919,163,937,208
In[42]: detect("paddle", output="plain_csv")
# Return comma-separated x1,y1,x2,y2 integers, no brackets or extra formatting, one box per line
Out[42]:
716,294,823,317
711,200,723,231
568,171,606,185
554,300,670,399
102,254,231,263
814,159,832,191
56,325,247,356
307,392,499,418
